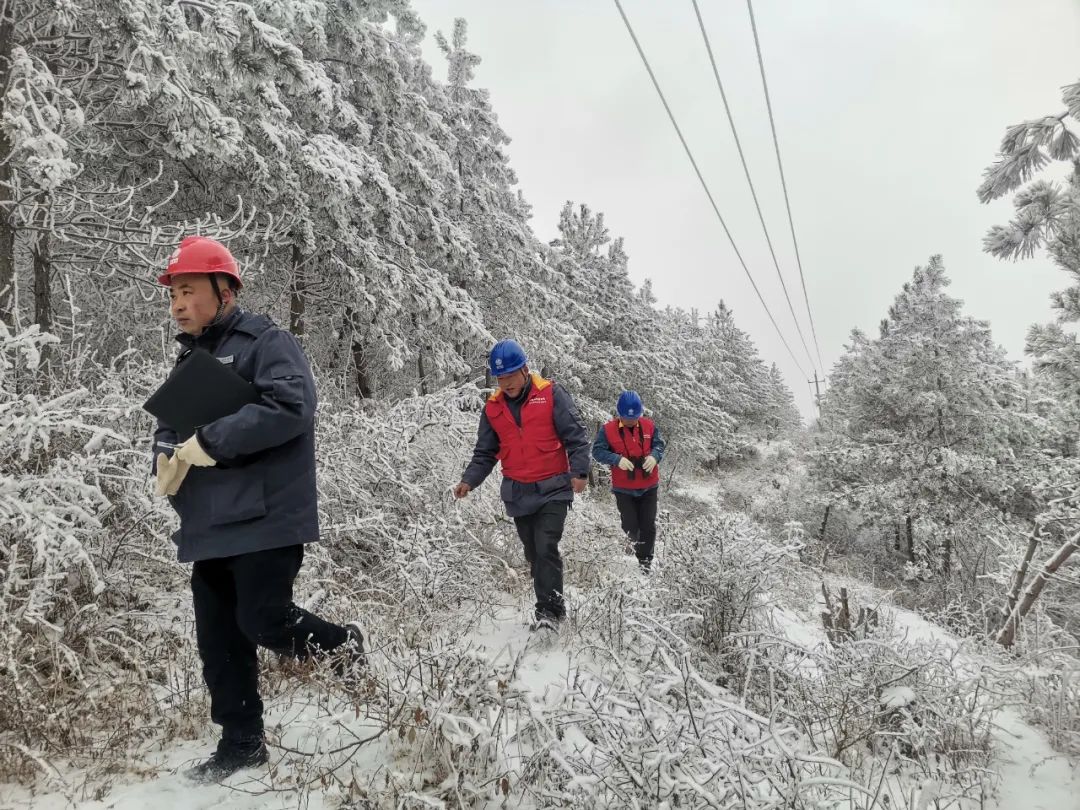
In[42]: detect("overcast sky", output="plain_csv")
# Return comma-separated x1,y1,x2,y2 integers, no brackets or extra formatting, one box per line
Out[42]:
411,0,1080,416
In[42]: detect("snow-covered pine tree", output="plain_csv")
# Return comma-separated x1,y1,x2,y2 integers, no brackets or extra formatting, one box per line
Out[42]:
979,76,1080,399
815,257,1036,598
432,19,579,385
980,76,1080,645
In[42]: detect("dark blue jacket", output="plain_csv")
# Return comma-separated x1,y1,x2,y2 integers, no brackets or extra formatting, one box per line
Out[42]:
592,421,667,497
154,309,319,562
461,379,591,517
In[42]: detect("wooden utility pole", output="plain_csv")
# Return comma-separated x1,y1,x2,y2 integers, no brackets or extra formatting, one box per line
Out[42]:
808,372,824,412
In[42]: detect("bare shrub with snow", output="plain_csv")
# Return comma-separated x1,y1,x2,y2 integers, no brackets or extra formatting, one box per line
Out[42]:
192,499,998,809
0,326,192,785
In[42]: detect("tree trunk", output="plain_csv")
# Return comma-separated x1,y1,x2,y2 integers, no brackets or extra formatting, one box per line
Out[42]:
0,11,17,329
417,350,429,395
997,529,1079,649
817,504,831,544
942,529,952,580
346,307,374,399
1002,529,1040,620
894,522,901,552
288,243,305,339
31,219,52,379
905,514,915,563
836,587,852,636
32,223,52,335
412,314,429,395
353,353,374,398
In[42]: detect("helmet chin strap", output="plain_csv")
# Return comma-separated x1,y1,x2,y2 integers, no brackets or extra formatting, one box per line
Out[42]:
197,275,230,337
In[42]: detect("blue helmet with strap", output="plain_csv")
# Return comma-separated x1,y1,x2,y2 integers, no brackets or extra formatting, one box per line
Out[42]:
489,339,527,377
617,390,643,419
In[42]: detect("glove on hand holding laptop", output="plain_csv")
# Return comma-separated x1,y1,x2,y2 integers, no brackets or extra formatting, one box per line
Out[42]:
176,434,217,467
153,434,213,498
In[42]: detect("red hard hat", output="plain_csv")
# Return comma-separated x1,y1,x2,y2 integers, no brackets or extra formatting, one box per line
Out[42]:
158,236,242,289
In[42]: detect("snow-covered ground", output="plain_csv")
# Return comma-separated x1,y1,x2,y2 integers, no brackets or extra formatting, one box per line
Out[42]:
776,570,1080,810
889,604,1079,809
678,475,1080,810
4,476,1077,808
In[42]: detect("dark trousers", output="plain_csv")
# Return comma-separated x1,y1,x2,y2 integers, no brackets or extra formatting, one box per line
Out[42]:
191,544,348,740
615,488,658,568
513,501,569,621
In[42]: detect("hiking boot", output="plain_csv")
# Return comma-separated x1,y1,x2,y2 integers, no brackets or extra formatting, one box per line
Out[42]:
531,616,559,633
333,622,367,676
185,735,268,783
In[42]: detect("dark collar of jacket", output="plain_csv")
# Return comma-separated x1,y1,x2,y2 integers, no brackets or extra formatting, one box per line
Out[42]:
507,377,533,405
175,309,271,350
501,377,534,425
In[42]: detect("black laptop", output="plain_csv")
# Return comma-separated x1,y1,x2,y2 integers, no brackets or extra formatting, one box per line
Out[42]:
143,348,260,440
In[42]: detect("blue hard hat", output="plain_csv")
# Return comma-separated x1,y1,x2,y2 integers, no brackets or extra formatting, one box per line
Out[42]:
489,339,527,377
617,390,643,419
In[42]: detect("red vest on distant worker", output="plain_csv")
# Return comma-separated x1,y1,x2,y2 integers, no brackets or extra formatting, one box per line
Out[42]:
604,417,658,490
485,374,570,483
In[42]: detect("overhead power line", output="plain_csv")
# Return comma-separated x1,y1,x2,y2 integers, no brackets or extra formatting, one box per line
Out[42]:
612,0,808,379
746,0,825,373
691,0,816,374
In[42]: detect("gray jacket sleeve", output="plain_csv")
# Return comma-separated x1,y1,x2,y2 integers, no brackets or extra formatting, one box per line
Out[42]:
592,424,622,466
461,410,500,488
152,419,178,471
650,424,667,462
552,384,591,478
198,328,316,460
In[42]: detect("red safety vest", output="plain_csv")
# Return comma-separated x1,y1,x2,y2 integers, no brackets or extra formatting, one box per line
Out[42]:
604,417,658,490
485,374,570,483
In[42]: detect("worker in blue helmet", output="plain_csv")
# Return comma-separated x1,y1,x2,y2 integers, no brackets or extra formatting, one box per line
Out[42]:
454,339,591,631
592,390,666,572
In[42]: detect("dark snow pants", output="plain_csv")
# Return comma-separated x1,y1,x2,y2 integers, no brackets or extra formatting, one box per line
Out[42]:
513,501,569,622
191,544,348,740
615,487,658,570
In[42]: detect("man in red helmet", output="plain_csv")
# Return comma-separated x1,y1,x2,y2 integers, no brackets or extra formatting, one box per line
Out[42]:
152,236,364,783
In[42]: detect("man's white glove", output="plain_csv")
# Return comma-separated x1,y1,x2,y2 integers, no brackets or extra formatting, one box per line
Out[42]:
617,456,635,472
154,453,192,497
154,453,174,496
176,434,217,467
642,455,658,473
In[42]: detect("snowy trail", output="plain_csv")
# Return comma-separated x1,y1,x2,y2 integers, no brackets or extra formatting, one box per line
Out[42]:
776,571,1080,809
686,460,1080,809
765,592,1079,808
2,605,573,810
888,605,1079,809
2,741,311,810
991,708,1079,809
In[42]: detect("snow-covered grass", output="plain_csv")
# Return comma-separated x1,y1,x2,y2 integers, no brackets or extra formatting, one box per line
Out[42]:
2,366,1076,808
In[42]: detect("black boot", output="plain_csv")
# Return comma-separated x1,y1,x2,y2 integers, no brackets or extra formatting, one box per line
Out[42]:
185,735,268,783
530,614,559,633
333,622,367,676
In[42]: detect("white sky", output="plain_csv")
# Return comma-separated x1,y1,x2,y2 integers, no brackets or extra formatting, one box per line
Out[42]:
411,0,1080,416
